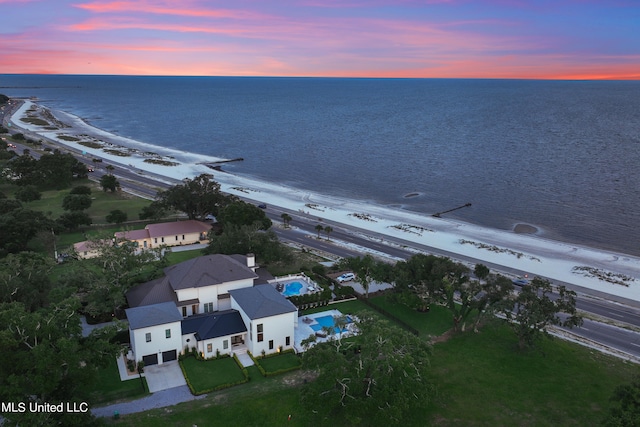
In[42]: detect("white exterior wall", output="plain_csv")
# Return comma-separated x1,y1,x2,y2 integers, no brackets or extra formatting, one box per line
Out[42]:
182,332,197,353
200,336,233,358
251,312,296,355
131,321,182,364
175,278,255,313
232,300,296,356
181,332,235,359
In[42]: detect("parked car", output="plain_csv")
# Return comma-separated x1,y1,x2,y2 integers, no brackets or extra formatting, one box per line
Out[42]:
512,278,530,286
257,203,267,209
337,272,356,283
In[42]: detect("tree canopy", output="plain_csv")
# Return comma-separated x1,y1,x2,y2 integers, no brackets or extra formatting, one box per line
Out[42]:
204,223,291,264
106,209,128,224
0,207,54,257
99,174,119,192
603,374,640,427
5,151,86,189
155,173,234,220
302,314,433,425
502,277,582,349
0,251,121,426
216,200,272,230
62,193,92,211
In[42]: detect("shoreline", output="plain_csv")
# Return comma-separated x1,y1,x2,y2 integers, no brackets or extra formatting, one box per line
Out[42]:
6,99,640,302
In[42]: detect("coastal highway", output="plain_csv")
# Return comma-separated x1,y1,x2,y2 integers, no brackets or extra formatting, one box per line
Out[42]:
265,205,640,325
4,115,640,360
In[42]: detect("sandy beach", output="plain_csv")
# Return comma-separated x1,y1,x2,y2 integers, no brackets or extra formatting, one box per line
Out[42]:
7,99,640,303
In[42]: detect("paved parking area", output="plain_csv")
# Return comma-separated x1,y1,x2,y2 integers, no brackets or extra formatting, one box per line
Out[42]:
143,361,186,393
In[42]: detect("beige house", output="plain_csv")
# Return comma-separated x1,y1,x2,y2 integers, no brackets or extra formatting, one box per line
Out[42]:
72,240,102,259
115,220,212,249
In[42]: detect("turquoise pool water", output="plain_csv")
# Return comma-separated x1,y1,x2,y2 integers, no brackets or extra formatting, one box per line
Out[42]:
282,281,303,297
310,314,352,334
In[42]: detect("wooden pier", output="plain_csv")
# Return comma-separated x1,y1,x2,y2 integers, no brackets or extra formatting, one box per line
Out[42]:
432,202,472,218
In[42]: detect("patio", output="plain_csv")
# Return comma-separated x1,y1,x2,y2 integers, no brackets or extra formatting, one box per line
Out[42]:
293,309,358,352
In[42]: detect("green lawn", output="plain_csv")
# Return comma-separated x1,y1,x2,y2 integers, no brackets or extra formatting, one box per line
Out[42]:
181,356,248,394
422,319,640,426
256,352,302,374
165,248,205,265
368,294,454,337
20,180,152,223
82,358,148,405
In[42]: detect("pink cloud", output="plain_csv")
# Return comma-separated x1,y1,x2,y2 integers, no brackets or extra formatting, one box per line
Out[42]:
73,0,269,20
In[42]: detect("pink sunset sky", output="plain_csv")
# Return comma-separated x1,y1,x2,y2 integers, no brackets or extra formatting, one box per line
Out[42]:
1,0,638,79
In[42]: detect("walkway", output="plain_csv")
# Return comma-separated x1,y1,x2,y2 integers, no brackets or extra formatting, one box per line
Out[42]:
92,385,205,418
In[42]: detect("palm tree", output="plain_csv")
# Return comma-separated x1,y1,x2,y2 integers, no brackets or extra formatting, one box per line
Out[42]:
315,224,323,239
324,226,333,241
281,213,292,228
105,164,115,175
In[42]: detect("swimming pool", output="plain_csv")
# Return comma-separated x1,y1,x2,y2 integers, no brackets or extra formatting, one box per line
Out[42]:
310,315,353,334
282,281,303,297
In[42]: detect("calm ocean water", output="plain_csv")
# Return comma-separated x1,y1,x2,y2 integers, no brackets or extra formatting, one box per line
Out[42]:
2,75,639,255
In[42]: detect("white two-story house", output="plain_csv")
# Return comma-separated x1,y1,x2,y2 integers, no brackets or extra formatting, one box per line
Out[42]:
125,254,298,365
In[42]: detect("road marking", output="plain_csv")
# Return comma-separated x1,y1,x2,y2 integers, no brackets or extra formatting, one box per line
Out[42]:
630,343,640,348
607,311,625,318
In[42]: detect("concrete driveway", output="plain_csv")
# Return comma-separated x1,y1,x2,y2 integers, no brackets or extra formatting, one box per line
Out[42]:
143,361,186,393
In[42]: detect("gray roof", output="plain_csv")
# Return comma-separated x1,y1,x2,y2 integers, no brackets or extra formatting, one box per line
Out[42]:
165,254,258,291
126,277,177,308
181,310,247,341
229,284,297,320
125,302,182,330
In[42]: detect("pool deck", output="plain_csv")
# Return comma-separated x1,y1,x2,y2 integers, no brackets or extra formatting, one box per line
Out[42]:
270,273,323,297
294,309,357,352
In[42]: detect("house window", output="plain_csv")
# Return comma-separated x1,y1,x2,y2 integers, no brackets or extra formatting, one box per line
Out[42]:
223,340,229,349
161,237,165,243
257,324,264,342
269,340,274,350
204,302,213,313
286,336,290,346
182,234,185,240
192,304,198,315
143,241,147,248
165,329,171,339
154,238,157,244
182,306,187,317
207,343,212,353
175,236,178,241
145,333,151,342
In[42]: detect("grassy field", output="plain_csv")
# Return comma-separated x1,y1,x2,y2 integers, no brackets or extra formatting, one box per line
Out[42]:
107,294,640,426
82,358,149,405
14,180,151,223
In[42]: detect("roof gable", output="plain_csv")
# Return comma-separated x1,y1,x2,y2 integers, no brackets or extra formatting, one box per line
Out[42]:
229,284,297,320
181,309,247,341
125,302,182,330
126,277,176,308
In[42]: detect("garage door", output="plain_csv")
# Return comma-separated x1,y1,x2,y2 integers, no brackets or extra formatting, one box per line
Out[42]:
142,354,158,366
162,350,177,363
